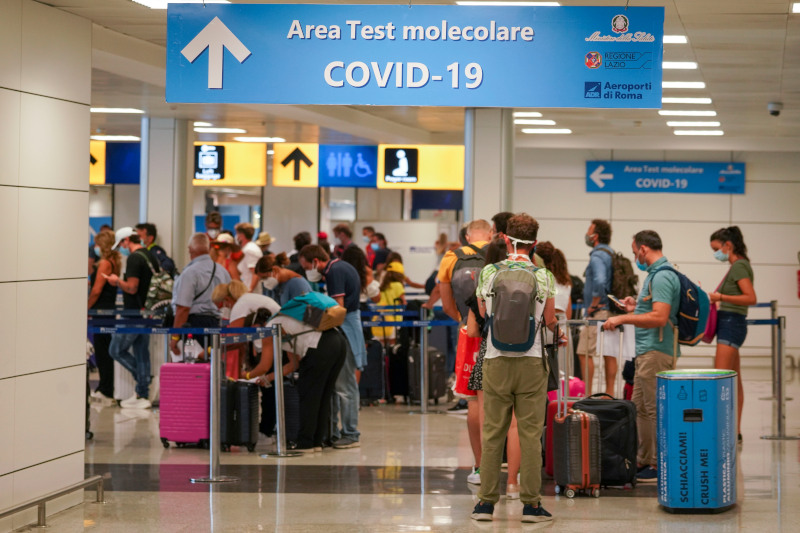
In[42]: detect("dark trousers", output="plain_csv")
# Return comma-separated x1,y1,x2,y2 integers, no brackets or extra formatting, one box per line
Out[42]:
186,314,221,353
93,333,114,398
296,329,347,448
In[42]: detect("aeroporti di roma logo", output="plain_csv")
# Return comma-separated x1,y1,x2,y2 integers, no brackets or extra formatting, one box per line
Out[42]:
585,51,602,69
612,14,629,33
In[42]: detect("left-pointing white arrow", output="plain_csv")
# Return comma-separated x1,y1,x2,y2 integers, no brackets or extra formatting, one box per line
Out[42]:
181,17,251,89
590,165,614,188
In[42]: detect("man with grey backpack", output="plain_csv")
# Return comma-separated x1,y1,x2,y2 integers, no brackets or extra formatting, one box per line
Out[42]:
471,213,565,524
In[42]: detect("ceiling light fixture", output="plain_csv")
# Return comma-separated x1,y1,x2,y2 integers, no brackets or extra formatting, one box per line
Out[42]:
194,127,247,134
233,137,286,143
662,62,698,69
659,110,717,117
662,97,712,104
131,0,229,9
521,128,572,134
90,108,144,114
673,130,724,136
513,111,543,118
456,2,560,6
90,135,141,141
662,81,706,89
663,35,688,44
793,3,800,13
514,119,556,125
193,121,213,127
666,121,721,127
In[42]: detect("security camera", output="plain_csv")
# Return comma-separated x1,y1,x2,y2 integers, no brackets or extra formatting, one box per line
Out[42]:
767,102,783,117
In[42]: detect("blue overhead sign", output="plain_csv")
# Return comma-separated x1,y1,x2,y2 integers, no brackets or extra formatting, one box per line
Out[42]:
318,145,377,188
166,4,663,107
586,161,746,194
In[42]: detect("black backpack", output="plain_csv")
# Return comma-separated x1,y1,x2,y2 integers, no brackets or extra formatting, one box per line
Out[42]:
450,244,487,322
597,248,639,310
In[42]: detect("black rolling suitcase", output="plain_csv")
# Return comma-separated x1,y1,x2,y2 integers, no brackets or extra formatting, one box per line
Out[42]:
407,344,447,404
553,408,602,498
220,381,260,452
360,339,387,404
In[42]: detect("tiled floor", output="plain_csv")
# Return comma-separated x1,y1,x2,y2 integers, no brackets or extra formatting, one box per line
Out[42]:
15,365,800,532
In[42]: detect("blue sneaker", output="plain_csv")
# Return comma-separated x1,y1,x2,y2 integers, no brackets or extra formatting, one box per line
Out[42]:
637,466,658,483
522,503,553,523
470,501,494,521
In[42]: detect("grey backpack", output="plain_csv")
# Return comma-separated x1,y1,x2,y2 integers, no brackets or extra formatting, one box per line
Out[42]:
487,262,544,352
450,243,487,323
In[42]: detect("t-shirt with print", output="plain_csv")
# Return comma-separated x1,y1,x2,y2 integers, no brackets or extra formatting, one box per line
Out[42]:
123,249,153,309
477,259,556,359
634,256,681,357
323,259,361,313
719,259,753,316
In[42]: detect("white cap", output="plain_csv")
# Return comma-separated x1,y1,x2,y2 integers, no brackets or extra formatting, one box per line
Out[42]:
113,227,137,249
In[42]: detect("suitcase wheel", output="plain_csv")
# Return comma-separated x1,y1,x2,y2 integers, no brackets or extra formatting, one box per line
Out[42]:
246,444,256,452
554,485,561,495
221,444,230,452
161,438,170,449
86,431,94,440
565,488,576,499
592,488,600,498
200,440,209,450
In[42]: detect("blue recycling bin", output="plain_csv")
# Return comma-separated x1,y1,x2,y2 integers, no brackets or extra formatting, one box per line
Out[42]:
656,369,737,513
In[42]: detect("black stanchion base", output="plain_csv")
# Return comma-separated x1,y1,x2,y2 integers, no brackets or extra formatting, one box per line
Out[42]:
760,435,800,440
260,450,303,458
190,476,239,484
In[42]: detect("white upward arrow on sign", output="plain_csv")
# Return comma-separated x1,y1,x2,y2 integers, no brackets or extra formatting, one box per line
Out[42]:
590,165,614,188
181,17,251,89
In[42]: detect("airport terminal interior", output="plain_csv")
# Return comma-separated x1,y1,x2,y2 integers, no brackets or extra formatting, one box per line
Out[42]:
2,0,800,531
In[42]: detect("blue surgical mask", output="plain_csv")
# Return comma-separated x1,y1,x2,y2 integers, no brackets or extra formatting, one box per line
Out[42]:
120,247,130,257
635,259,647,272
370,242,379,251
713,249,729,262
93,246,101,257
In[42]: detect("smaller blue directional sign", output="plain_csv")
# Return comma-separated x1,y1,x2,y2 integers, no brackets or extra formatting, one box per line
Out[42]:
586,161,745,194
318,145,378,188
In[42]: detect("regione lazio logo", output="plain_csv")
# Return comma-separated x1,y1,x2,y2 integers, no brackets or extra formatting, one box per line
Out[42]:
584,82,601,99
612,14,629,33
181,17,251,89
585,52,602,69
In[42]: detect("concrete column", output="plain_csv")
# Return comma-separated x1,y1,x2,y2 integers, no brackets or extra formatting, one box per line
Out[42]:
463,108,514,222
140,117,194,269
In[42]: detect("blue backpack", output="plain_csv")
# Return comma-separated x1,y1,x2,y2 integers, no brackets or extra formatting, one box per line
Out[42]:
651,266,710,346
278,292,346,331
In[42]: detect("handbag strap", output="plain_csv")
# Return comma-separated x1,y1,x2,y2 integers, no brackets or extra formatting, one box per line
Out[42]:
193,262,217,303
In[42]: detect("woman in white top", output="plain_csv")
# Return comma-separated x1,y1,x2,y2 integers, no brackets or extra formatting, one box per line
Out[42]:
211,280,281,326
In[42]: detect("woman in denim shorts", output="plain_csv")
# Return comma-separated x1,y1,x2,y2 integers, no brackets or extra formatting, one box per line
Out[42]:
708,226,756,442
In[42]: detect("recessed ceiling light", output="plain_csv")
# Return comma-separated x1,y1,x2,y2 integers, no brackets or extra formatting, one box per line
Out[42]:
666,121,721,127
234,137,286,143
662,97,712,104
131,0,229,9
90,135,141,141
662,62,697,70
90,108,144,114
793,3,800,14
194,127,247,134
456,2,560,6
193,121,213,127
513,111,543,118
659,110,717,116
514,119,556,125
662,81,705,89
663,35,688,44
521,128,572,134
673,130,724,136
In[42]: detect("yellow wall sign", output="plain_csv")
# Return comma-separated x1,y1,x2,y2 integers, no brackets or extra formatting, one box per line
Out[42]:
192,142,267,187
272,143,319,188
89,141,106,185
377,144,464,190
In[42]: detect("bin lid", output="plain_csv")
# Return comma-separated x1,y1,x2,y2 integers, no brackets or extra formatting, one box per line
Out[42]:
657,369,737,380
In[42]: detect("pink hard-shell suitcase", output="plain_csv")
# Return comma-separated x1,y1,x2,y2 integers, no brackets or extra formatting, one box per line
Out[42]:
159,363,210,448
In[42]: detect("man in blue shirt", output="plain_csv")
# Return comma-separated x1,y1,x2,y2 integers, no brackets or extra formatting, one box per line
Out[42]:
299,244,365,449
170,233,231,356
603,230,680,483
577,219,616,395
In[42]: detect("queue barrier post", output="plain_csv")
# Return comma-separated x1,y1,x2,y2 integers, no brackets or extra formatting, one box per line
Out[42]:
761,317,800,441
262,325,302,458
191,333,239,484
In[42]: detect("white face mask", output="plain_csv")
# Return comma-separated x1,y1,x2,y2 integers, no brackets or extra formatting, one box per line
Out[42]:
305,268,322,282
207,229,220,239
263,276,279,290
220,306,231,320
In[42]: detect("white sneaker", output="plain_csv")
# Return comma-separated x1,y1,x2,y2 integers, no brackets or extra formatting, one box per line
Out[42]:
119,394,139,408
90,390,115,406
467,466,481,485
121,396,152,409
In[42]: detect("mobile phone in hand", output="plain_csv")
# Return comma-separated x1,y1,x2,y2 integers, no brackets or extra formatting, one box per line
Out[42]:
607,294,625,309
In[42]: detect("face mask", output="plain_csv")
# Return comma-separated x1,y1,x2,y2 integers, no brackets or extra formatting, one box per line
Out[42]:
713,249,729,262
94,246,101,257
207,229,220,239
362,235,370,243
119,246,130,257
584,234,595,247
305,268,322,283
507,236,536,259
220,306,231,320
370,242,379,251
263,277,279,290
635,259,647,272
